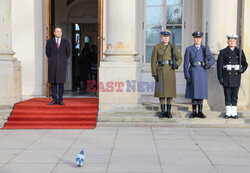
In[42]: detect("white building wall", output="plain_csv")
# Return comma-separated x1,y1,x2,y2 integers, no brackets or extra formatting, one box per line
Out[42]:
12,0,45,96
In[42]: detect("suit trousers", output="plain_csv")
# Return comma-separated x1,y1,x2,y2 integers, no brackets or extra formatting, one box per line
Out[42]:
223,87,239,106
51,83,64,102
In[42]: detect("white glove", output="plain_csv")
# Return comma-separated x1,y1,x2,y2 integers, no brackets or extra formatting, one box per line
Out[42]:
234,65,240,71
226,65,232,71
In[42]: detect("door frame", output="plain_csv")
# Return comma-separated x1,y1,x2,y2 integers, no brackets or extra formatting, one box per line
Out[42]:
45,0,104,96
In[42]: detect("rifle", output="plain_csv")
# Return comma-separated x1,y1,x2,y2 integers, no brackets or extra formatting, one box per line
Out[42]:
204,22,209,68
172,25,176,66
239,19,242,66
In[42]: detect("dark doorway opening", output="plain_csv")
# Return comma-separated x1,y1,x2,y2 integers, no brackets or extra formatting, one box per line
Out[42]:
71,23,98,96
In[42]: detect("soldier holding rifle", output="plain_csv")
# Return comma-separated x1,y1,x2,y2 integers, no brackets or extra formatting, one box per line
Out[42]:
151,29,182,119
217,33,248,119
184,25,215,118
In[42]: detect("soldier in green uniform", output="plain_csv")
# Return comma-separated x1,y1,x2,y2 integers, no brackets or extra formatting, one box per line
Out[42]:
151,30,182,118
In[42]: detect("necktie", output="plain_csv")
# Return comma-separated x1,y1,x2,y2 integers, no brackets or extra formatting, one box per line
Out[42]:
57,38,59,48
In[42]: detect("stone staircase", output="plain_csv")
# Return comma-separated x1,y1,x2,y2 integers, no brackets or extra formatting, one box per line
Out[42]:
0,105,13,128
97,102,250,128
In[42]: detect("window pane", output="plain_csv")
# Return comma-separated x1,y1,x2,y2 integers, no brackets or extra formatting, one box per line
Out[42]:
177,45,182,55
146,26,162,44
75,24,80,31
166,6,182,24
146,45,154,63
166,0,182,5
146,6,163,25
166,26,182,44
146,0,163,5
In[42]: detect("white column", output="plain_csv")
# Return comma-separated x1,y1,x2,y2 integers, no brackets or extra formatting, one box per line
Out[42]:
0,0,15,60
99,0,142,114
239,0,250,108
202,0,239,110
0,0,22,105
202,0,238,54
103,0,138,62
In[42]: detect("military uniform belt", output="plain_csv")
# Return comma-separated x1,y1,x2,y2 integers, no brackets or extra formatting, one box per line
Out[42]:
223,65,240,71
191,61,205,67
158,60,173,66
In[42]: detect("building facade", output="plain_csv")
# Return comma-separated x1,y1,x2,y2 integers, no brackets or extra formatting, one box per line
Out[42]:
0,0,249,112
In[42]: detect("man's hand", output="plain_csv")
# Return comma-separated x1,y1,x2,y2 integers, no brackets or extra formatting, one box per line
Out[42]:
153,75,159,82
186,77,191,84
172,64,179,70
239,66,244,73
204,63,210,69
219,78,224,85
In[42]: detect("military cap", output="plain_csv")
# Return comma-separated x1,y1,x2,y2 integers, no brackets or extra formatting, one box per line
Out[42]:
192,31,203,37
160,30,171,36
226,34,238,39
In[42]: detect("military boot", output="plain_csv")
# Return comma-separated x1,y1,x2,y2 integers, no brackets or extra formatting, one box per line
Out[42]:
165,104,172,118
198,104,206,118
190,104,197,118
159,104,165,119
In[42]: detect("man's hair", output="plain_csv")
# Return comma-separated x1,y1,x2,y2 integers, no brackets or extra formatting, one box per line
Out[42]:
54,26,62,31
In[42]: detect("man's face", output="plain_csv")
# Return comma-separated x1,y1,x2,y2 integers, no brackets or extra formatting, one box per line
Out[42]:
161,35,170,44
193,37,202,45
227,39,237,48
54,28,62,38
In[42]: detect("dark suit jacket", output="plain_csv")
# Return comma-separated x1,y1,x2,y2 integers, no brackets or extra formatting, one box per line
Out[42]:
46,38,71,83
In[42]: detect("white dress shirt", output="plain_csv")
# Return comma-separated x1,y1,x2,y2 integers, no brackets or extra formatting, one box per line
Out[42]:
55,37,61,47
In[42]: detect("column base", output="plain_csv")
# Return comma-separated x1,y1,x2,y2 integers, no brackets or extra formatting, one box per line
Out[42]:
0,58,22,105
98,60,142,113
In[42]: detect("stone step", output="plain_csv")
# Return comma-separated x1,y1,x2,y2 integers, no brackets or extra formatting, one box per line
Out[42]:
97,105,250,128
97,122,250,128
97,115,250,128
0,105,13,110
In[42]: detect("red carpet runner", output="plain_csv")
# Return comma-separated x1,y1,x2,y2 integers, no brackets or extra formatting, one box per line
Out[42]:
2,98,99,129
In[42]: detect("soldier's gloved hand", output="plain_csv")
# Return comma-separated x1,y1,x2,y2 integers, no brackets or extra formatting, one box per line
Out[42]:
204,63,210,69
219,79,224,85
239,66,244,73
186,77,191,84
153,75,159,82
172,64,178,70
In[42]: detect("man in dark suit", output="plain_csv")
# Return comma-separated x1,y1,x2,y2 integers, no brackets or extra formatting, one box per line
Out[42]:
46,27,71,105
217,34,248,119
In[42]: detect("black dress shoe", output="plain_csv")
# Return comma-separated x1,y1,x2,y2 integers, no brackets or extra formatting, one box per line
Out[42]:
224,115,231,119
58,101,65,105
232,115,238,119
48,100,57,105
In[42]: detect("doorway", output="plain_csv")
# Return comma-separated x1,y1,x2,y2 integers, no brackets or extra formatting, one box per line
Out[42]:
46,0,103,97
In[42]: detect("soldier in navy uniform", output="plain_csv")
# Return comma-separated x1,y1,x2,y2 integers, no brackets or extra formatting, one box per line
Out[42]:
217,35,248,119
184,32,215,118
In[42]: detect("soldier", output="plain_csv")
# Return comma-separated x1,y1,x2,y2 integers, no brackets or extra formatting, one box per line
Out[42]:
217,35,248,119
151,30,182,118
184,32,215,118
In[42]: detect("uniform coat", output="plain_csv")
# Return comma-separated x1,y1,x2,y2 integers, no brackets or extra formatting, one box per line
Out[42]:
184,44,215,99
151,42,182,98
46,38,71,83
217,46,248,87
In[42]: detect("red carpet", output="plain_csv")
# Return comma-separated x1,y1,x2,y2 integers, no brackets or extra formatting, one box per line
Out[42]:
2,98,99,129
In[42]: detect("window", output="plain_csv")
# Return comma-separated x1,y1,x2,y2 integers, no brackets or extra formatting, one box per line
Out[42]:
145,0,183,63
74,24,80,49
